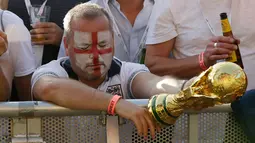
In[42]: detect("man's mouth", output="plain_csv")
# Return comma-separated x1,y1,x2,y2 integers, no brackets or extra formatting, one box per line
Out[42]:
87,63,104,68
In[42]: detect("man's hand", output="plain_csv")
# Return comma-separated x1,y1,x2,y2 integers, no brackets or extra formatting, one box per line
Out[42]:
203,36,239,67
0,31,7,56
30,22,63,46
115,99,160,139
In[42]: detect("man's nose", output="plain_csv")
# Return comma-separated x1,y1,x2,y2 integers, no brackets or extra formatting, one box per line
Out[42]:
92,50,99,59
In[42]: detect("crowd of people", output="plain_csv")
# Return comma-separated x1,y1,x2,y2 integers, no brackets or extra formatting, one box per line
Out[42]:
0,0,254,141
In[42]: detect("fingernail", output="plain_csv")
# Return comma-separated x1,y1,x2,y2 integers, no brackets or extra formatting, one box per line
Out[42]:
234,45,238,50
231,38,235,43
152,136,156,140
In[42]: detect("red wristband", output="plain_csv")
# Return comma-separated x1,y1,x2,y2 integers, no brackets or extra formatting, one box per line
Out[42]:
107,95,122,115
199,52,208,70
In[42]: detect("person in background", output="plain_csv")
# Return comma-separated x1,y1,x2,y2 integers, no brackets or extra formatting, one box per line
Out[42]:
8,0,90,65
0,9,36,100
7,0,89,100
145,0,255,141
145,0,239,80
231,90,255,142
58,0,155,63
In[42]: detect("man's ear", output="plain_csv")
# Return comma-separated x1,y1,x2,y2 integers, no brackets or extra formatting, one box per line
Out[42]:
63,37,69,56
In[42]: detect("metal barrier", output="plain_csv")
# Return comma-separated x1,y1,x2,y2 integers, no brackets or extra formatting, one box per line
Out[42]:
0,100,251,143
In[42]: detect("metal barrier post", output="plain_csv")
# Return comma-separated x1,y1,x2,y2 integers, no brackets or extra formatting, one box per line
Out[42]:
188,114,199,143
106,116,120,143
11,118,45,143
27,118,45,142
11,118,27,143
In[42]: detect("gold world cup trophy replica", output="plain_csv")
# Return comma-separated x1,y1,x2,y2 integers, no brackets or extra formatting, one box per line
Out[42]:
148,62,247,126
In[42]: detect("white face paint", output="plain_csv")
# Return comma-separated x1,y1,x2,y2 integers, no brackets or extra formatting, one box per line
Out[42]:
73,30,113,79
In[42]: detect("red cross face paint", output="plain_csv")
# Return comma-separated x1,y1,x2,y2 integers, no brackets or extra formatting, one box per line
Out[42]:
73,30,113,79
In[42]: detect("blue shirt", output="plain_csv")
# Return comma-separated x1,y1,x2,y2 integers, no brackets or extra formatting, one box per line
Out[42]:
109,0,154,62
58,0,154,63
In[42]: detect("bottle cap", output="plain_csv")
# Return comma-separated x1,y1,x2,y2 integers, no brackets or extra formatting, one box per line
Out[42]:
220,12,228,19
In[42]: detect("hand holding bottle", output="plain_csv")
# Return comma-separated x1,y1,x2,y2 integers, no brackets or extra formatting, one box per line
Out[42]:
203,36,238,67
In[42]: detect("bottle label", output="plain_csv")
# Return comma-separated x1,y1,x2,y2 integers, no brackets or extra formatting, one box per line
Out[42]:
221,19,232,33
226,51,237,63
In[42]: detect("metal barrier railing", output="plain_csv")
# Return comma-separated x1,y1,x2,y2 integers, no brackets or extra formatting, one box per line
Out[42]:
0,100,232,117
0,100,249,143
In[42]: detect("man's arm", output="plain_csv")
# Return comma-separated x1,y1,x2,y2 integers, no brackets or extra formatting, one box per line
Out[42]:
0,52,13,101
145,1,237,79
4,10,37,100
34,76,112,110
0,31,11,100
145,40,202,79
33,76,158,138
14,74,32,101
132,72,184,99
145,1,202,79
145,36,238,79
0,66,10,100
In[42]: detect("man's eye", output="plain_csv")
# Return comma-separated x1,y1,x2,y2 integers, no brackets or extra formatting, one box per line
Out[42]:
78,44,90,50
98,42,107,48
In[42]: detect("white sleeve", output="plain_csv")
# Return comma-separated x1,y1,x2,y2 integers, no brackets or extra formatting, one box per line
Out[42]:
3,10,36,77
31,59,69,92
146,0,178,44
120,62,150,99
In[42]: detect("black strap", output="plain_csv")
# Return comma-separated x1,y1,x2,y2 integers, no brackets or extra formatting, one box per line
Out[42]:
0,10,5,32
60,58,79,80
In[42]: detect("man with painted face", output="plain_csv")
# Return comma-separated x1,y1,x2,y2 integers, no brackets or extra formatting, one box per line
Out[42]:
58,0,154,63
31,3,202,139
72,30,114,81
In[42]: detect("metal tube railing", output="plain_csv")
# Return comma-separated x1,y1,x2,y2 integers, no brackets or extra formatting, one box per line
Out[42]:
0,100,232,117
0,100,238,143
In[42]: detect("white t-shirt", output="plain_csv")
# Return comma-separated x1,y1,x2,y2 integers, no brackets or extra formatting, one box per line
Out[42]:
146,0,255,90
0,10,36,78
31,57,149,99
31,57,149,143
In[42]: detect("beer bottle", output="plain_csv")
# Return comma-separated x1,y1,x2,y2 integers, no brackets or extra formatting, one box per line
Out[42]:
139,48,146,64
220,12,244,69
